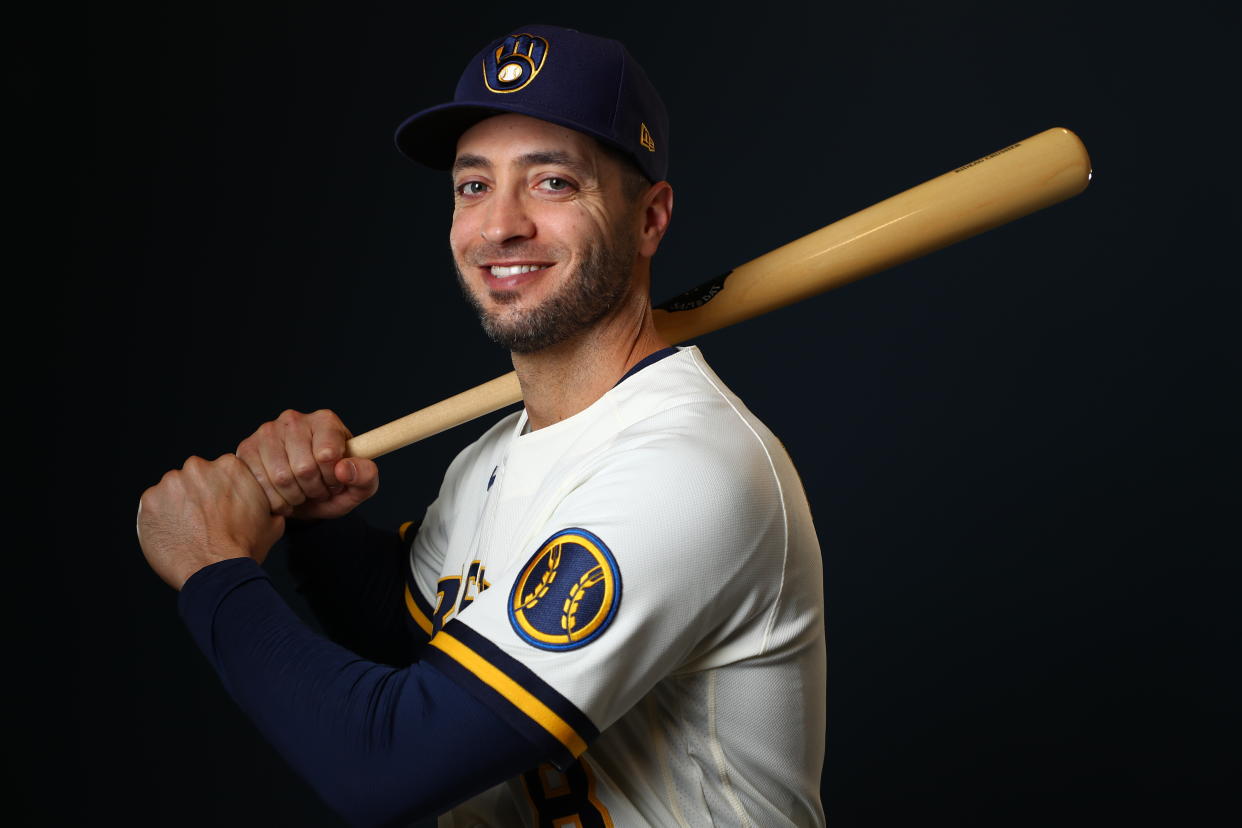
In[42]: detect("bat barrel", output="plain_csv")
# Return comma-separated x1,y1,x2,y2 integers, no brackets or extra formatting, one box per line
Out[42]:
652,127,1091,344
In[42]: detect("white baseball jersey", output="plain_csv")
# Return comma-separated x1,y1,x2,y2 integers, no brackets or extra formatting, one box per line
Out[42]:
406,346,826,826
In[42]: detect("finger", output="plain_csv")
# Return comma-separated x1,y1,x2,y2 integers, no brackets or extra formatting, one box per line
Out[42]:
255,429,302,513
237,425,296,515
280,414,335,503
290,457,380,520
334,457,379,502
256,411,328,509
307,409,353,492
220,454,286,529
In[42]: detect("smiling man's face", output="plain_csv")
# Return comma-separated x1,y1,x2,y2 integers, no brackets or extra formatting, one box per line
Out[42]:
448,113,641,353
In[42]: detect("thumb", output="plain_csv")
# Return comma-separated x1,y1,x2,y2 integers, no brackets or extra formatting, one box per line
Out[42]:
334,457,380,501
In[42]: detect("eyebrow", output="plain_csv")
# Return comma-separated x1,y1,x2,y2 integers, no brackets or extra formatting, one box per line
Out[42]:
452,153,490,175
451,150,592,178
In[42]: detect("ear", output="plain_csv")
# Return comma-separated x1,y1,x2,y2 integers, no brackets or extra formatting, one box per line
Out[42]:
638,181,674,258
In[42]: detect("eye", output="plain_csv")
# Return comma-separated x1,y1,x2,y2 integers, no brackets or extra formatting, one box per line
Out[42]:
455,180,489,197
536,177,574,193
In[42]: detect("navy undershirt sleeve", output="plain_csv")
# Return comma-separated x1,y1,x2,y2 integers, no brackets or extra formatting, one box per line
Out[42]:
283,514,422,665
178,557,545,827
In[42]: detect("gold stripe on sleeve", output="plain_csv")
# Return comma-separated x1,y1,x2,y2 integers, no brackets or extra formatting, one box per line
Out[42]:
404,585,434,636
430,631,588,757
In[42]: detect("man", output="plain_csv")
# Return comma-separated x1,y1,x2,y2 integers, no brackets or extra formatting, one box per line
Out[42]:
139,24,826,826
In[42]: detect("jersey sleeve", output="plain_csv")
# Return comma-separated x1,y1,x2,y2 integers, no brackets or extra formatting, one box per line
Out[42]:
406,489,449,637
420,426,793,769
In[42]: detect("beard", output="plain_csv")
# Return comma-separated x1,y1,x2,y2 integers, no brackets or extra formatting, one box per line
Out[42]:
455,230,638,354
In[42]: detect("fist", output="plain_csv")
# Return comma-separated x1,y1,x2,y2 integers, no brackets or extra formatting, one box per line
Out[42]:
236,409,379,520
138,453,285,590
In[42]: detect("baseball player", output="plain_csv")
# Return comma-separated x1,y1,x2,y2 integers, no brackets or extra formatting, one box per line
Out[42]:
138,24,827,826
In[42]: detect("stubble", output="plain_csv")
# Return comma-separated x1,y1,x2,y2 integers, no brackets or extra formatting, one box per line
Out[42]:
455,230,637,354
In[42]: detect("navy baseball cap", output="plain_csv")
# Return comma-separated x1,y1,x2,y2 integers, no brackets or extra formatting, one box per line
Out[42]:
394,24,669,182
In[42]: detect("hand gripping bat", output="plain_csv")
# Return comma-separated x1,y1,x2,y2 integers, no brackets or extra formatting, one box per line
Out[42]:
345,127,1092,460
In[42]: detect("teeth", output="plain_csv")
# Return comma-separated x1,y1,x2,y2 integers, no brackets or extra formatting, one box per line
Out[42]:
490,264,547,277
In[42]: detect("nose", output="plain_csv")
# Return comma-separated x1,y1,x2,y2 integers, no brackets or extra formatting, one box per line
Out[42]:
479,187,535,245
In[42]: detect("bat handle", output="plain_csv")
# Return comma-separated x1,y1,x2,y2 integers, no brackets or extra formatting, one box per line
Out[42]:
345,372,522,459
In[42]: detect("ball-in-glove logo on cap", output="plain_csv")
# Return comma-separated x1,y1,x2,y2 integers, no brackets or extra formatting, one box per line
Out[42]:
484,33,549,93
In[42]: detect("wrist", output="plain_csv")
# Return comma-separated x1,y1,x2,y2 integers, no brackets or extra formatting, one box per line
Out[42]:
174,547,251,591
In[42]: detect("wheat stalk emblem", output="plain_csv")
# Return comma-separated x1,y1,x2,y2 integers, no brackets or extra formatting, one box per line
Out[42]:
561,564,607,638
519,543,561,611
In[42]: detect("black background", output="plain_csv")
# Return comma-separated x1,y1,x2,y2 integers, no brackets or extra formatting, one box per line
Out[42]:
12,1,1239,825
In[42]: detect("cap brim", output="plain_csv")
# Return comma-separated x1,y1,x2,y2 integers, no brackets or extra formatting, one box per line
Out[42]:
393,103,506,170
394,100,640,173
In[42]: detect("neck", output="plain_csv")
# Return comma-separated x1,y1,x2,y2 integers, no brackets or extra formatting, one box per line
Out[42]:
513,280,669,431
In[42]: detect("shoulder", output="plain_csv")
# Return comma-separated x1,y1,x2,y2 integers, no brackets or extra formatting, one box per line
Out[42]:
605,347,795,490
611,347,778,435
558,349,799,552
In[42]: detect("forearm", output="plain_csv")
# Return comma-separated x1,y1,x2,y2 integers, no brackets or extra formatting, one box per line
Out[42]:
179,558,539,826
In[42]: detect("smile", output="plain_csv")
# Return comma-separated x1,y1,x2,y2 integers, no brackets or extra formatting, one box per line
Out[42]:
489,264,549,277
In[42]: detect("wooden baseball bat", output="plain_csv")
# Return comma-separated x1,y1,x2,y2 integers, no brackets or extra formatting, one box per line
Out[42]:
346,126,1091,459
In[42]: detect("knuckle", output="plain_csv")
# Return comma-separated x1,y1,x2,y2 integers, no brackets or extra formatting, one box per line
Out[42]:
310,408,345,430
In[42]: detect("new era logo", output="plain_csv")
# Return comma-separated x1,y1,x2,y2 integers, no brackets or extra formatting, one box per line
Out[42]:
639,122,656,152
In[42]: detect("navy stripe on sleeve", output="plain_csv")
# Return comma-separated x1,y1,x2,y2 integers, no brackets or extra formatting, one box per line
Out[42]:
423,618,598,771
402,557,436,640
